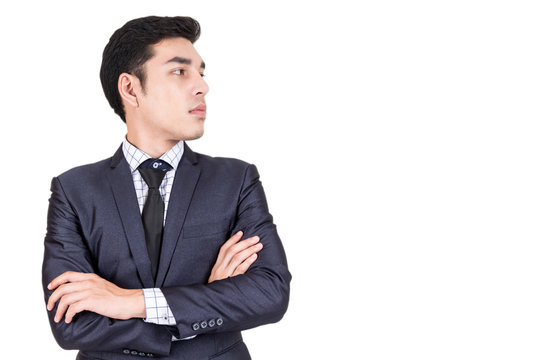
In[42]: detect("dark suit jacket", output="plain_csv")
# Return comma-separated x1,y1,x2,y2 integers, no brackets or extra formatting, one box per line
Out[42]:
42,144,291,359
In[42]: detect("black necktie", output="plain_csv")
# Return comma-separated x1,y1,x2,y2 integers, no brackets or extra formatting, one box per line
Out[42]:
138,158,172,281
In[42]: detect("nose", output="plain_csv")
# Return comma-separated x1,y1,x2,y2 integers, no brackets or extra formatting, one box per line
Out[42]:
193,73,209,97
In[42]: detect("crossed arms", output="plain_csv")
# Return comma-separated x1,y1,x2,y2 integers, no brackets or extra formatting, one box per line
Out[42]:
46,230,262,323
42,164,291,356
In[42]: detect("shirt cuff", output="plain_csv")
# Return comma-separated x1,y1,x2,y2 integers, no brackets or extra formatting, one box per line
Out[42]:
142,288,176,325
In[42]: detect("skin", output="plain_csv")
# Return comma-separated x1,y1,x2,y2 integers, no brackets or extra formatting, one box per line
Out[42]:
122,37,209,157
47,37,262,323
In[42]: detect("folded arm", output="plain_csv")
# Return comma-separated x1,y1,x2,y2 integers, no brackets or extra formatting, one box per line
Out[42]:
43,167,279,353
42,177,172,356
46,230,263,326
161,164,291,338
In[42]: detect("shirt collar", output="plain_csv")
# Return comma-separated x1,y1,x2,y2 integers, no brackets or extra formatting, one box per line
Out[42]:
122,138,184,174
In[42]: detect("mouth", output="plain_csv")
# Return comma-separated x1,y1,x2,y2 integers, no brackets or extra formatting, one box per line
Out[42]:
189,103,206,117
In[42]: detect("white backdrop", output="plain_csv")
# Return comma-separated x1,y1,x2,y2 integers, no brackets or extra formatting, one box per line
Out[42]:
1,0,539,359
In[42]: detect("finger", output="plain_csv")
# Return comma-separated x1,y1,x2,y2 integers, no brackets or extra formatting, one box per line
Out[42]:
219,231,244,254
230,236,260,252
214,231,243,264
47,283,84,310
48,271,94,290
209,234,261,283
48,271,78,290
226,242,263,274
232,253,258,276
54,290,90,323
47,281,89,311
222,236,260,264
64,300,88,324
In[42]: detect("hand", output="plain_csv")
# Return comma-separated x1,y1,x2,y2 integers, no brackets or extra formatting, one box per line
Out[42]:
208,231,262,283
47,271,145,323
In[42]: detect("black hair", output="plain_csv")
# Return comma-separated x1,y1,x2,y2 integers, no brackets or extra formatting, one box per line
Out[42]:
100,16,201,122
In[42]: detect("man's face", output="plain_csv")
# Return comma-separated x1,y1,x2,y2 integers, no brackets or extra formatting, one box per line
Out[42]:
136,37,209,141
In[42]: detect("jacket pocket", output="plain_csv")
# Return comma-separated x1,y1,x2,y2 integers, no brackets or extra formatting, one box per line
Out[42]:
208,340,251,360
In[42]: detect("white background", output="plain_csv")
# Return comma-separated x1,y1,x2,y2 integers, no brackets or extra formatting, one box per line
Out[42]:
0,0,539,359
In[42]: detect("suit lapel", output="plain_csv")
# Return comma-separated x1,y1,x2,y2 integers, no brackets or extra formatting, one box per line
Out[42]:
107,145,155,288
156,143,201,286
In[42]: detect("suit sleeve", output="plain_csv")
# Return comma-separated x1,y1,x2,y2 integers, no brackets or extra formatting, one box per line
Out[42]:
161,164,292,338
42,177,173,356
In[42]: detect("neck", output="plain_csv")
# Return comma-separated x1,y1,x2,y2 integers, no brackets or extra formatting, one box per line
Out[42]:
124,114,180,158
125,132,178,158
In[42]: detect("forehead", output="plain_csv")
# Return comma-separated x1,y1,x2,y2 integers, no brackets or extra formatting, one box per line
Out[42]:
149,37,203,66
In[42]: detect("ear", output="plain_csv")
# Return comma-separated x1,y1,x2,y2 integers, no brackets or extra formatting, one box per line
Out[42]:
118,73,141,108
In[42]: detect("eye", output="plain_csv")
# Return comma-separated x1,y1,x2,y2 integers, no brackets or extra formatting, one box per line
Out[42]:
172,69,185,75
199,73,205,78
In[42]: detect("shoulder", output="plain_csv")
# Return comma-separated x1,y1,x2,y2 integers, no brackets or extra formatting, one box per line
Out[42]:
189,148,259,184
194,151,251,171
57,157,111,180
183,142,252,171
53,156,113,194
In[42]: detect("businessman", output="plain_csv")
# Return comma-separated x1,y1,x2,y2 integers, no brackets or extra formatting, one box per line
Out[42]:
42,16,291,360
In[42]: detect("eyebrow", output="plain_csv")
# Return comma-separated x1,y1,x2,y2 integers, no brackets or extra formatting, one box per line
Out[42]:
166,56,205,69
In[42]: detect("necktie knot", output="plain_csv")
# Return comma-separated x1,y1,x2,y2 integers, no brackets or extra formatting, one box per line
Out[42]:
139,158,172,171
138,159,172,189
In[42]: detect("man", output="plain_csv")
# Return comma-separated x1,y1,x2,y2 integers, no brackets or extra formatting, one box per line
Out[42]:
42,16,291,360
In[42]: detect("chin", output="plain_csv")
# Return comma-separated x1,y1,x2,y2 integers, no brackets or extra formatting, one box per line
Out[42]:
180,127,204,141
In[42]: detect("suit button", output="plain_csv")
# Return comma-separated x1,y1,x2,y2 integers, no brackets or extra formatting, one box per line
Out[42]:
192,322,200,331
139,352,146,356
131,350,138,355
123,349,130,354
208,319,216,327
216,318,223,326
146,354,154,358
200,320,207,329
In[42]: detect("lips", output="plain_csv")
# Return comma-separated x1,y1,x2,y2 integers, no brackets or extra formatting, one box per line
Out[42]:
189,103,206,116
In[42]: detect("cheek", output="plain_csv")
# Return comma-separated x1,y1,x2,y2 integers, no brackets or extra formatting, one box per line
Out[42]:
161,87,189,113
145,92,179,116
141,80,192,122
